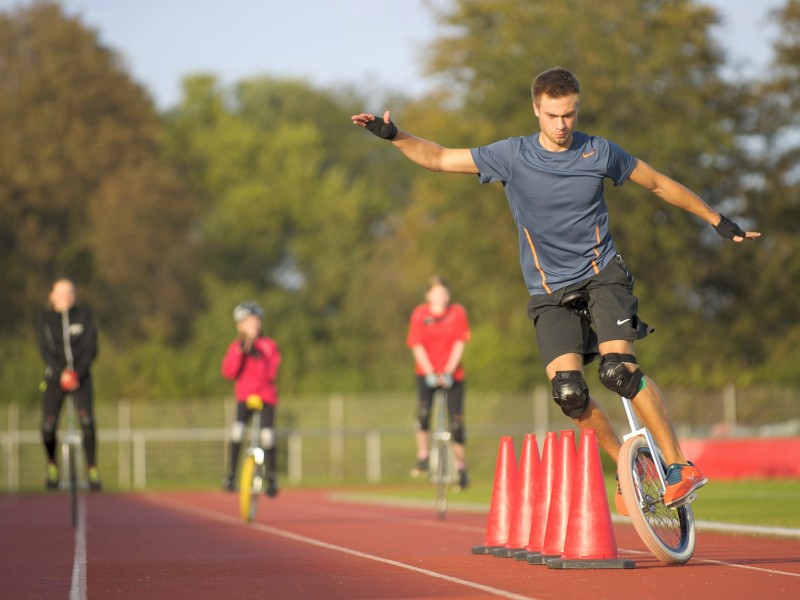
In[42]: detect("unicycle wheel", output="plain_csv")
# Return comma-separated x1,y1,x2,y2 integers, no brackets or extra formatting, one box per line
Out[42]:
239,456,260,522
67,444,78,528
618,436,696,564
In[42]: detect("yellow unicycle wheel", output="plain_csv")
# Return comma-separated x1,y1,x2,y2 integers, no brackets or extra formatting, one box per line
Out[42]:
239,456,259,522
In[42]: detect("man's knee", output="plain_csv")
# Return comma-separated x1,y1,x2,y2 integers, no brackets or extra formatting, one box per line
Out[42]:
551,371,590,418
598,353,646,399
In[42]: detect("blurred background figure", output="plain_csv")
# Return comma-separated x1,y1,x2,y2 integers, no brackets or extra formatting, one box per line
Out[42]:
407,276,471,489
221,301,282,497
35,278,101,491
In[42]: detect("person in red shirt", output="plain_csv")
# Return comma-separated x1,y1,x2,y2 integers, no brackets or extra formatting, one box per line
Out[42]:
221,301,282,496
407,276,471,489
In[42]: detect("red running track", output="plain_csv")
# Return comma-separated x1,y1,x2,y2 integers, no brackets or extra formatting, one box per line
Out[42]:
1,489,799,599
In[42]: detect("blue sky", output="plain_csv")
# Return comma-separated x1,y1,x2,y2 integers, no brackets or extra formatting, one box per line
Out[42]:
0,0,785,109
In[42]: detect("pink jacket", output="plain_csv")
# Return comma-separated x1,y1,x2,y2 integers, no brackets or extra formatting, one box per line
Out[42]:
221,336,281,405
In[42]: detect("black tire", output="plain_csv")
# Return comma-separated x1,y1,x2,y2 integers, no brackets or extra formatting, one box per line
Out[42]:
68,444,78,528
435,439,448,520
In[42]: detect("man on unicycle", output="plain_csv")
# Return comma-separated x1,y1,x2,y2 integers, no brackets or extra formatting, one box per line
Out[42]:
352,67,761,514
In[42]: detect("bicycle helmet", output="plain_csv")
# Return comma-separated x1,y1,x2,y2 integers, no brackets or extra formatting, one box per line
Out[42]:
233,301,264,322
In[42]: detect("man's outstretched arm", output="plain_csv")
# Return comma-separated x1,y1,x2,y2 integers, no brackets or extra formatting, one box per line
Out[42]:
351,110,478,174
628,159,761,243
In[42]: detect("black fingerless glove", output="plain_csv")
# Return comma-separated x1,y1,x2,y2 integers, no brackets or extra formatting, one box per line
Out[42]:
365,117,398,140
714,214,747,239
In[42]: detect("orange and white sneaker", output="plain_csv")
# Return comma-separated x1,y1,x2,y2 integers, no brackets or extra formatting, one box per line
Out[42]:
614,475,629,517
663,462,707,508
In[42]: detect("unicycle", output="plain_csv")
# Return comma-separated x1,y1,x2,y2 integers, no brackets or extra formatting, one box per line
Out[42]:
239,395,265,523
617,400,696,564
61,394,84,528
560,289,696,565
429,388,458,520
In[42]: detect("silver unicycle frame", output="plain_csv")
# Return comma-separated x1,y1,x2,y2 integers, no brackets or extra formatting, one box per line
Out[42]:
429,389,458,520
617,395,696,564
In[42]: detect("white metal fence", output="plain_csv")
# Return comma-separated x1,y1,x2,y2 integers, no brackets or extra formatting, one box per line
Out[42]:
2,386,797,492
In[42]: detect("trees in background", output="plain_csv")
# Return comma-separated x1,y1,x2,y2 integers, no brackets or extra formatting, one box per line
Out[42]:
1,0,798,404
0,1,200,342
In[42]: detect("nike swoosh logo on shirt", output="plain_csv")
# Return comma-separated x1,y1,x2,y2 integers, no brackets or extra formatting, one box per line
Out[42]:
616,318,631,325
582,151,597,158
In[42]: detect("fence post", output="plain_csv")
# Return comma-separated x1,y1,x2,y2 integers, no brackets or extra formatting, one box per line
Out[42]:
723,383,737,434
366,430,381,483
534,385,549,440
5,404,20,492
118,399,132,489
133,433,146,490
329,394,344,483
288,431,302,484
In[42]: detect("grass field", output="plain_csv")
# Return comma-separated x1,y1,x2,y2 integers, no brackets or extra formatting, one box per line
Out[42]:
338,477,800,530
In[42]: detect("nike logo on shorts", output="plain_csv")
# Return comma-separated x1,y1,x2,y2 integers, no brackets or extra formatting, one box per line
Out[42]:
617,318,631,325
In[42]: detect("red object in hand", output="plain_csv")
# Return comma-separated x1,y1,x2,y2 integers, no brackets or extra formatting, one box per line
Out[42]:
60,369,79,392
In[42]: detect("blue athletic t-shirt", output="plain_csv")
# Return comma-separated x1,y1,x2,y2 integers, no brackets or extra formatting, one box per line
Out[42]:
471,131,636,295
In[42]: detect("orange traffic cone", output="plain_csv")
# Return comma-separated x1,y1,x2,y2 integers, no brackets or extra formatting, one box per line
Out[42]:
515,431,557,561
493,434,539,557
472,436,517,554
530,430,577,564
548,428,635,569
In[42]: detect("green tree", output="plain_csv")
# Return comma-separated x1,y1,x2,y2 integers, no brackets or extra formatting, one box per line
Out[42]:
165,76,416,393
709,0,800,384
0,1,200,341
384,0,746,386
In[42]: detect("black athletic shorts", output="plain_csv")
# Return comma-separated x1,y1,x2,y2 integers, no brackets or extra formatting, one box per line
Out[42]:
527,254,653,367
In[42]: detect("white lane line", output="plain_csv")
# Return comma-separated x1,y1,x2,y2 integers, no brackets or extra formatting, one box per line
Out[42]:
326,496,800,578
614,547,800,578
695,557,800,577
70,494,88,600
145,495,539,600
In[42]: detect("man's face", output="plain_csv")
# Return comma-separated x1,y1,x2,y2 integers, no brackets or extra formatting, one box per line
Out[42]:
49,280,76,313
533,93,579,150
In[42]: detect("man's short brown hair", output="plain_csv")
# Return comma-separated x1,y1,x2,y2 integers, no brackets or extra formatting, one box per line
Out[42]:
531,67,581,105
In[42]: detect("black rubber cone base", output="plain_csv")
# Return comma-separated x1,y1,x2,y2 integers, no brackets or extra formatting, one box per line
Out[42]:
529,553,560,565
471,545,505,555
492,547,524,558
547,557,635,569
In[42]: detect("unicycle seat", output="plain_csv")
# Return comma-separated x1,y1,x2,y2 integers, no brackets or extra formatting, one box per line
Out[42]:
560,289,590,317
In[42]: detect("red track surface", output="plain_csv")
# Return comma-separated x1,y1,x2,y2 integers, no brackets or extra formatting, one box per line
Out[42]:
2,489,799,599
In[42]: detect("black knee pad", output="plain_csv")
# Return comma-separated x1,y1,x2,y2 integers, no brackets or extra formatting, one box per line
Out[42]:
450,418,465,444
551,371,590,418
598,353,645,399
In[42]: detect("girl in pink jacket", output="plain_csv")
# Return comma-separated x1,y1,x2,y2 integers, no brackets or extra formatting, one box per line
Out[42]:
221,301,282,496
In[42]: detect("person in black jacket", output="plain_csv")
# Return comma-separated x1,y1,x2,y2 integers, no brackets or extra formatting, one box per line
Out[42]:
35,278,101,491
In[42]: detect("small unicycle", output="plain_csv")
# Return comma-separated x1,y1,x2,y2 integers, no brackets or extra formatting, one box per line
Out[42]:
60,394,84,528
617,399,696,564
429,388,458,520
239,395,266,523
560,289,696,565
